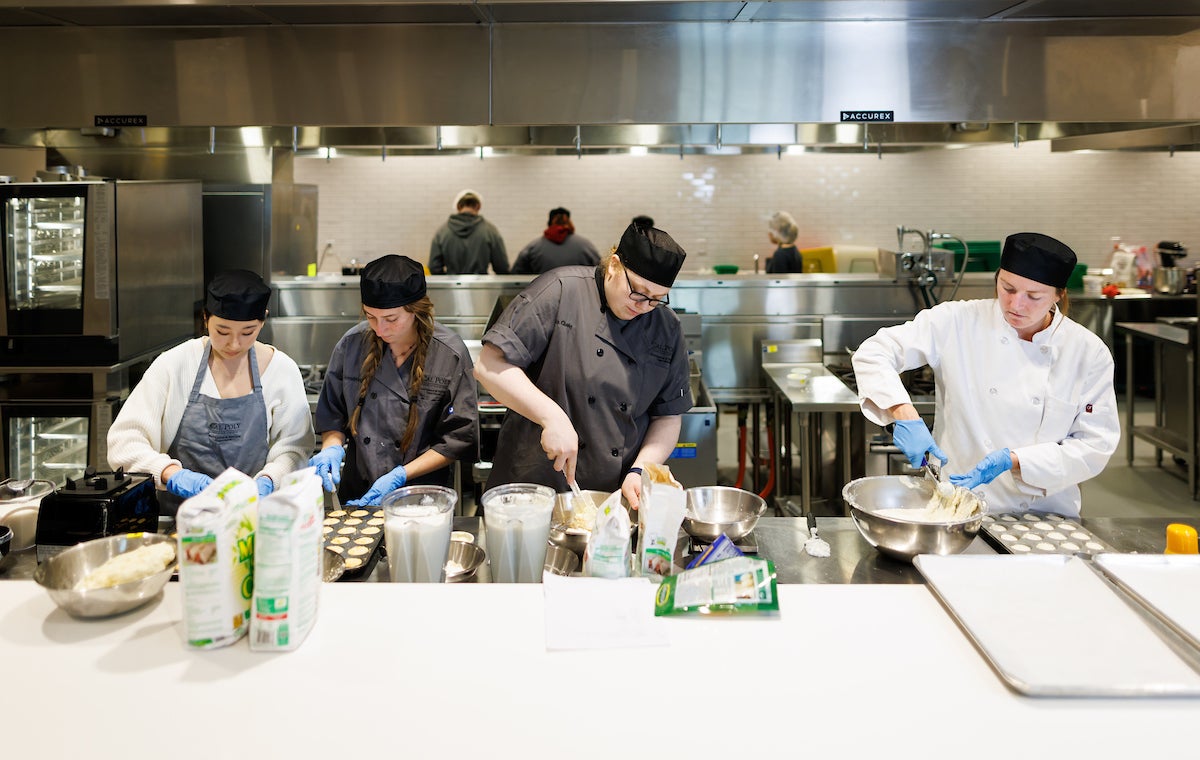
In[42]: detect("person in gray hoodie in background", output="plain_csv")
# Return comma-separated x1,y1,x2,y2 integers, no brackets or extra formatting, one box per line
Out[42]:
429,189,510,274
510,207,601,275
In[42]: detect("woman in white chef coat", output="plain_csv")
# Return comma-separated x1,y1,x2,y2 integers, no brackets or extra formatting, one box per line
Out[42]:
107,270,313,514
309,255,478,506
851,232,1119,517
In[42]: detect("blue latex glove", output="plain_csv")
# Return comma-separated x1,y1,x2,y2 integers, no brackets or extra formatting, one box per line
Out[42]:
892,419,948,469
308,446,346,492
950,448,1013,490
256,476,274,498
346,464,407,507
166,469,213,499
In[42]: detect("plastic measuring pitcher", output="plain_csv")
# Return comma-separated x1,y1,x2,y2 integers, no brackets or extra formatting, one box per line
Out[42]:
382,485,457,582
481,483,555,583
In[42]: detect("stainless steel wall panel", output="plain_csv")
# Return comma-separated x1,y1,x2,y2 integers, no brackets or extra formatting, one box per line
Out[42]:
493,20,1200,124
114,180,203,355
263,317,359,369
0,26,489,129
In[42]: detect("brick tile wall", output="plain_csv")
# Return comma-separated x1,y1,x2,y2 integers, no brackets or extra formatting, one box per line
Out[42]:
296,142,1200,273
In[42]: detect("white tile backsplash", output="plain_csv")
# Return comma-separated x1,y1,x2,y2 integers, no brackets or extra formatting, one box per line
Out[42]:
296,141,1200,273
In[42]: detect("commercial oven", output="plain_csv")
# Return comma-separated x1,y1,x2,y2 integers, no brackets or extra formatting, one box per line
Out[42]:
0,364,142,485
0,180,203,365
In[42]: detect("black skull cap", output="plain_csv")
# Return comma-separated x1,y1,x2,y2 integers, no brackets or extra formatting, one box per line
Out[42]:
616,223,687,288
206,269,270,321
360,255,427,309
1000,232,1077,289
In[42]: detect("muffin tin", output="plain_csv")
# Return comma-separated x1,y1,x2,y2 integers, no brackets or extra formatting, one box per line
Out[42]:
980,512,1114,555
322,508,386,579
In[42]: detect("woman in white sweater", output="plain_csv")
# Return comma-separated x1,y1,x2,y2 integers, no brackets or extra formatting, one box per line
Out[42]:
107,270,313,513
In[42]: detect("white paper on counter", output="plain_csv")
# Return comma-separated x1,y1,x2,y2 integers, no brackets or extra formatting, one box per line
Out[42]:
542,574,668,651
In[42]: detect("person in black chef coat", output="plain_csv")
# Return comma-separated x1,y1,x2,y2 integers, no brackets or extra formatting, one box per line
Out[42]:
309,255,478,505
474,222,694,509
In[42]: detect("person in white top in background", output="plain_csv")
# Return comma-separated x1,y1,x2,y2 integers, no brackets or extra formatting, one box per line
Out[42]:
851,232,1119,518
107,270,313,514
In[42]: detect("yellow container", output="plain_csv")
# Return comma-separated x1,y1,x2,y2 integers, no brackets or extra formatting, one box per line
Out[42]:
1165,523,1198,554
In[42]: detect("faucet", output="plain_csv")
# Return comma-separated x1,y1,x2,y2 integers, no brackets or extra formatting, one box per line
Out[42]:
896,226,931,274
896,225,930,256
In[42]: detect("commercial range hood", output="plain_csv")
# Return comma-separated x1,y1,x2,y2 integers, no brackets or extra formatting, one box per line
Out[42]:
1,1,1200,155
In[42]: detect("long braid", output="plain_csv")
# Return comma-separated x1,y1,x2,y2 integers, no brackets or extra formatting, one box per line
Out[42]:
400,297,436,452
349,325,384,439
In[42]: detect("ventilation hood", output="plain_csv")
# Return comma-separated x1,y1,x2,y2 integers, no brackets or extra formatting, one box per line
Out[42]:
0,1,1199,155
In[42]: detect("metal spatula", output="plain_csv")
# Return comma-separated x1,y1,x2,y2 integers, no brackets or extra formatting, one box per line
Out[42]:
923,454,954,498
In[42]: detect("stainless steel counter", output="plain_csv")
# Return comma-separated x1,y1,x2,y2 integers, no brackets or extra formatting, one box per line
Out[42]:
6,516,1192,585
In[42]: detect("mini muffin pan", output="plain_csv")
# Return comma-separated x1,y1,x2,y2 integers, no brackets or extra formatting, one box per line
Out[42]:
980,512,1114,555
322,508,386,579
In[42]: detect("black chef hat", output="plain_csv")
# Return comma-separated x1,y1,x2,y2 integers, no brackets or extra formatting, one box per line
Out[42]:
206,269,270,321
616,223,687,288
548,207,571,225
1000,232,1077,289
360,255,426,309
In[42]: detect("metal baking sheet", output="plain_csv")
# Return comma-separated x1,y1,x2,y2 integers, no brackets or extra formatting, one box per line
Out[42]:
1092,554,1200,652
980,511,1114,555
914,554,1200,697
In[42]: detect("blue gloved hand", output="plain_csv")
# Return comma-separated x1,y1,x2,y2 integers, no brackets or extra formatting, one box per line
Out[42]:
892,419,948,469
308,446,346,492
166,469,214,499
950,448,1013,490
346,464,407,507
256,476,274,498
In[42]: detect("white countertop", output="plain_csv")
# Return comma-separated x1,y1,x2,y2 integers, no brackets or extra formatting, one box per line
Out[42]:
2,581,1198,758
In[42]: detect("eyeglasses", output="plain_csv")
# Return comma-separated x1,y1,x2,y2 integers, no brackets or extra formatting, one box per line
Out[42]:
621,263,670,307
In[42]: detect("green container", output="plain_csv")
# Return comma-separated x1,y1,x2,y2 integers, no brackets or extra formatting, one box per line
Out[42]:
934,240,1002,272
1066,263,1088,290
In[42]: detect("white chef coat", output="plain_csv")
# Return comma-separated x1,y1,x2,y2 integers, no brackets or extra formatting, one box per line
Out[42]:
852,299,1119,517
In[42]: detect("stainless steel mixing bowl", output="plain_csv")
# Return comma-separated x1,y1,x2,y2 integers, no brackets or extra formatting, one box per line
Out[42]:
323,547,347,582
548,490,635,560
843,475,985,562
682,486,768,542
33,533,177,618
543,544,580,576
445,540,486,583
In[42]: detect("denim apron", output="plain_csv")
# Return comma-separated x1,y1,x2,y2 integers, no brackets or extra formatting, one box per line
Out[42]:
161,342,270,514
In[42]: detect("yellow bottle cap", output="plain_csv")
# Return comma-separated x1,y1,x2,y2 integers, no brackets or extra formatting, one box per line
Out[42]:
1165,523,1199,554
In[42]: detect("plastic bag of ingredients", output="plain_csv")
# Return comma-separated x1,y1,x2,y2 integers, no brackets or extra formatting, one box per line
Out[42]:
684,533,744,570
250,467,324,652
637,463,686,578
177,468,258,649
654,556,779,616
584,490,631,579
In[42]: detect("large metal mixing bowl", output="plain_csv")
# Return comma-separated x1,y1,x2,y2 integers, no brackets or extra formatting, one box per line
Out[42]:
682,487,768,542
843,475,984,562
33,533,177,618
548,490,635,561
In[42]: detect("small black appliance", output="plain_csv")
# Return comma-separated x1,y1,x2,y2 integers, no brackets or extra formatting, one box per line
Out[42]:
34,467,159,563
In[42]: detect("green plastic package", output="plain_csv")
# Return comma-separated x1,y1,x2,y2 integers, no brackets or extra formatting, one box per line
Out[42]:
654,556,779,616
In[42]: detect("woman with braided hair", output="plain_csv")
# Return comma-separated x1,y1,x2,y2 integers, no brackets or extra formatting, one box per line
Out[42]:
310,255,478,505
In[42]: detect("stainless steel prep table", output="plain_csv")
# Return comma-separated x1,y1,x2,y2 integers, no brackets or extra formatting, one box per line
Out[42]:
1116,320,1196,498
763,363,936,517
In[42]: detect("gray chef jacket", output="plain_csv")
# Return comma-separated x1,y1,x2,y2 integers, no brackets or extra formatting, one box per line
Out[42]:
482,265,693,493
315,321,478,498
